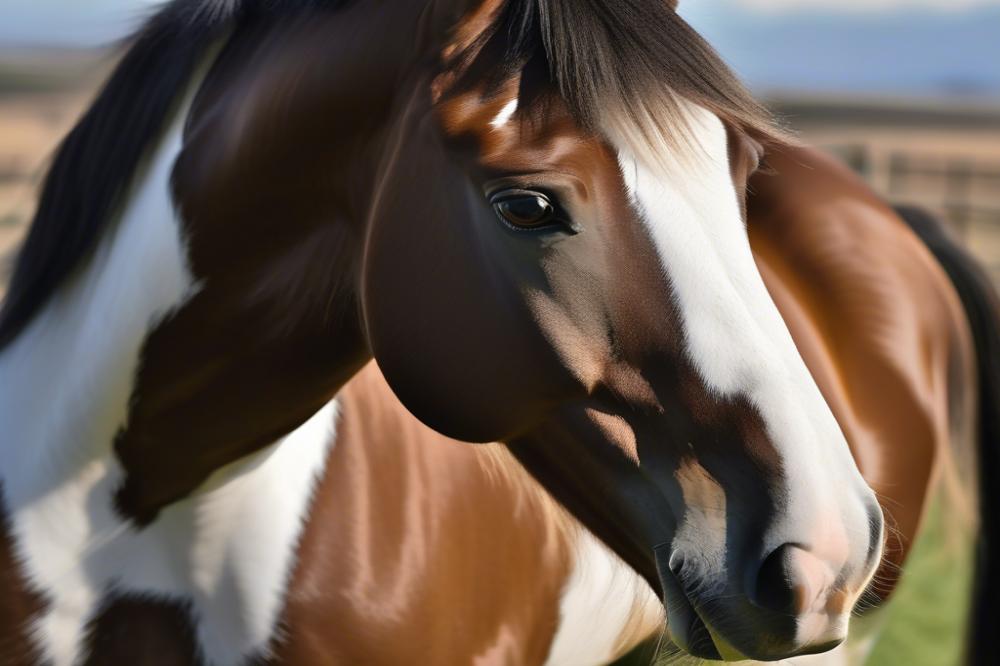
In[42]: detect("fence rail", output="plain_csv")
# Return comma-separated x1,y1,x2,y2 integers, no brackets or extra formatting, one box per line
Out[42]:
824,143,1000,286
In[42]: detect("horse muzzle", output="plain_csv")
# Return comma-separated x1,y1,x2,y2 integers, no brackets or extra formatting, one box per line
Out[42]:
654,524,883,662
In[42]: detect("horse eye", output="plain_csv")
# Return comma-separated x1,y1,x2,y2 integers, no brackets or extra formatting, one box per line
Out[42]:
491,191,556,229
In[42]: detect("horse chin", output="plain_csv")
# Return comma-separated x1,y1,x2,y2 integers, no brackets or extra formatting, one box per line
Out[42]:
671,613,724,661
656,548,819,663
660,578,848,663
658,558,724,660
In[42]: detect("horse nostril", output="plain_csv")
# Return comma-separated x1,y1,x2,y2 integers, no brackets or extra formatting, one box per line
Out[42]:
668,550,685,576
752,544,796,614
751,544,824,615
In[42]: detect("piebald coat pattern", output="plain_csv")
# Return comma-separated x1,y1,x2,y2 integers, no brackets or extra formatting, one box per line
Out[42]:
0,0,991,664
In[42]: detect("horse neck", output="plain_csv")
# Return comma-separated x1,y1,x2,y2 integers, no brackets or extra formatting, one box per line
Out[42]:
0,72,218,663
0,72,203,494
0,14,409,658
0,6,414,522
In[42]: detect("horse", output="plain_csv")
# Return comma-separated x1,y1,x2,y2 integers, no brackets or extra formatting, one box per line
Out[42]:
0,0,996,664
68,360,665,665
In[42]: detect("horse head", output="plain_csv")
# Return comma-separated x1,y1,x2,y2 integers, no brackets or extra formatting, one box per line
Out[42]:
361,1,884,660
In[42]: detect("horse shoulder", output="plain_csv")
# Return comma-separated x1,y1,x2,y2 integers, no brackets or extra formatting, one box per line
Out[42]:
269,362,587,665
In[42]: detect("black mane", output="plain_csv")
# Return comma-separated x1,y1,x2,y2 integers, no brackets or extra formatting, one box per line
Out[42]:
0,1,217,348
0,0,342,349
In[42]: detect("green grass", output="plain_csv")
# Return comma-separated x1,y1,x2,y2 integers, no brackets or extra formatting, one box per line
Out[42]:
867,496,974,666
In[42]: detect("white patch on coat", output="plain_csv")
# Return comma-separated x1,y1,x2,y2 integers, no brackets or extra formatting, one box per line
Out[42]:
544,529,664,666
0,62,333,665
490,98,519,129
0,59,203,665
609,103,879,643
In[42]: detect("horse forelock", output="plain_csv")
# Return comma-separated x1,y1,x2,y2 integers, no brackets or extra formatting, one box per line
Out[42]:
444,0,788,163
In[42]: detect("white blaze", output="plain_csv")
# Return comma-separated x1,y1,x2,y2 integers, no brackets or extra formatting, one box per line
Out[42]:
608,102,876,639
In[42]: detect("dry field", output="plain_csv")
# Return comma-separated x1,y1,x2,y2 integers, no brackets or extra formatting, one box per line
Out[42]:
0,50,104,294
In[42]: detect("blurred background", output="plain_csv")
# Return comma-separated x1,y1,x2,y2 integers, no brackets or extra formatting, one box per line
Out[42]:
687,0,1000,287
1,0,999,290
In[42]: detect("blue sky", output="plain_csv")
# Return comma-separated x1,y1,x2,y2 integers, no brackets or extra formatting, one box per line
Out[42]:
0,0,158,46
684,1,1000,96
2,0,998,97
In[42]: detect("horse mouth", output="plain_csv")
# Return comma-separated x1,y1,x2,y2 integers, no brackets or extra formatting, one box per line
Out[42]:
658,560,723,660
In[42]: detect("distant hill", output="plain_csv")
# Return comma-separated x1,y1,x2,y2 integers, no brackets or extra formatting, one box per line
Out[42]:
1,2,997,100
682,4,1000,99
0,48,108,97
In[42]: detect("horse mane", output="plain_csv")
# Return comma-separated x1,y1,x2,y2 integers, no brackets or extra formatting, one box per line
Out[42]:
0,0,342,350
447,0,786,156
0,0,780,350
